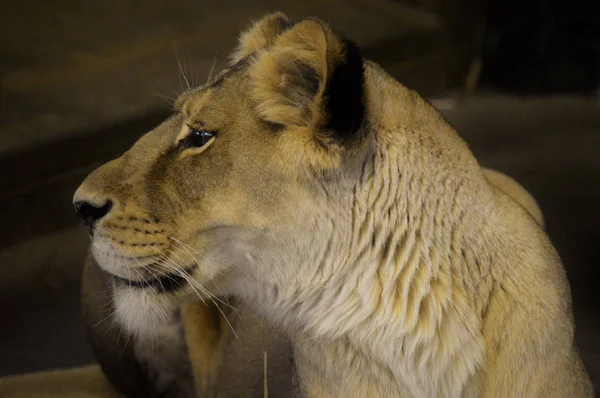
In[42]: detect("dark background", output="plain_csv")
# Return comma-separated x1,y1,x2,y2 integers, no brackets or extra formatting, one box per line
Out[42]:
0,0,599,392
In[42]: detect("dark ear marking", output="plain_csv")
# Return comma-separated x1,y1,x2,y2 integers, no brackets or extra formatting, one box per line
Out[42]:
275,15,294,32
285,61,321,102
248,18,366,145
323,39,365,141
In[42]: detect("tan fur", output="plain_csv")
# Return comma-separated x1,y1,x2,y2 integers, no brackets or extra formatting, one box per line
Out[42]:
482,168,545,227
229,12,290,65
72,13,592,397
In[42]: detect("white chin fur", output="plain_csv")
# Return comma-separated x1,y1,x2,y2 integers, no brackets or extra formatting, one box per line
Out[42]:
112,284,178,338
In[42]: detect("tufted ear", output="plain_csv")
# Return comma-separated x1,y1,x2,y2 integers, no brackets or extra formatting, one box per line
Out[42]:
229,12,292,65
248,19,365,144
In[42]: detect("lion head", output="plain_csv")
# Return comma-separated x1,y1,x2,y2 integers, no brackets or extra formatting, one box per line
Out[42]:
73,13,380,335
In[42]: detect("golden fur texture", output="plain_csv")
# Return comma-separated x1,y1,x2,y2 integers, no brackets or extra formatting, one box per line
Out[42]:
72,13,592,397
229,12,291,65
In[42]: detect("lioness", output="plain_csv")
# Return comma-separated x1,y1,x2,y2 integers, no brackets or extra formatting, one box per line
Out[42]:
74,13,592,397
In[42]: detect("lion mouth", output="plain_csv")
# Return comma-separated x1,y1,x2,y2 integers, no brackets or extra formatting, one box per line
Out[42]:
111,266,196,293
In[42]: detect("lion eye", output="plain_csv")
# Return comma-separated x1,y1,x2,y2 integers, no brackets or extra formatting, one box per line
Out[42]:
182,128,216,148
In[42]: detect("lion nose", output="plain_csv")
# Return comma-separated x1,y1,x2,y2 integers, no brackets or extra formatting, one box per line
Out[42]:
74,200,113,231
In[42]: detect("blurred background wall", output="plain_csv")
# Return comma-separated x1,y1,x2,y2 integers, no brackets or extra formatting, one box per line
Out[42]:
0,0,598,390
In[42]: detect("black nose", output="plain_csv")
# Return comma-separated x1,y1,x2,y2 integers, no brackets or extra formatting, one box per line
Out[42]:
74,200,113,231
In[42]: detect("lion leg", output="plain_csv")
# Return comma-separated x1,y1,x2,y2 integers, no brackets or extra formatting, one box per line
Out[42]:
180,302,225,397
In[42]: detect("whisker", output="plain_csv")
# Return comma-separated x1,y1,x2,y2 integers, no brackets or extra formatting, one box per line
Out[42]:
210,294,238,338
185,48,196,88
152,248,209,305
155,252,208,299
125,258,133,283
167,236,221,279
154,254,238,338
167,239,236,310
207,52,218,83
145,265,167,293
174,42,191,90
149,93,177,110
92,307,115,329
133,254,171,294
150,246,238,337
154,260,208,306
171,263,238,338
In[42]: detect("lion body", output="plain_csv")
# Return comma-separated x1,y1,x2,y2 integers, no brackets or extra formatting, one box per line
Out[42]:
74,13,592,397
251,62,590,397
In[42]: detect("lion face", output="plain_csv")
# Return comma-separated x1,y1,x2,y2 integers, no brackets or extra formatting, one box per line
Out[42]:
73,13,367,322
75,79,292,290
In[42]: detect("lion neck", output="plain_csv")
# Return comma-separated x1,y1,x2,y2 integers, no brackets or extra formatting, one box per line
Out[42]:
245,76,498,396
241,142,495,396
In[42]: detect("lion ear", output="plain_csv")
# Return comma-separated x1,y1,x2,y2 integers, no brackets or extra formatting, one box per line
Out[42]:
249,19,365,142
229,12,291,65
